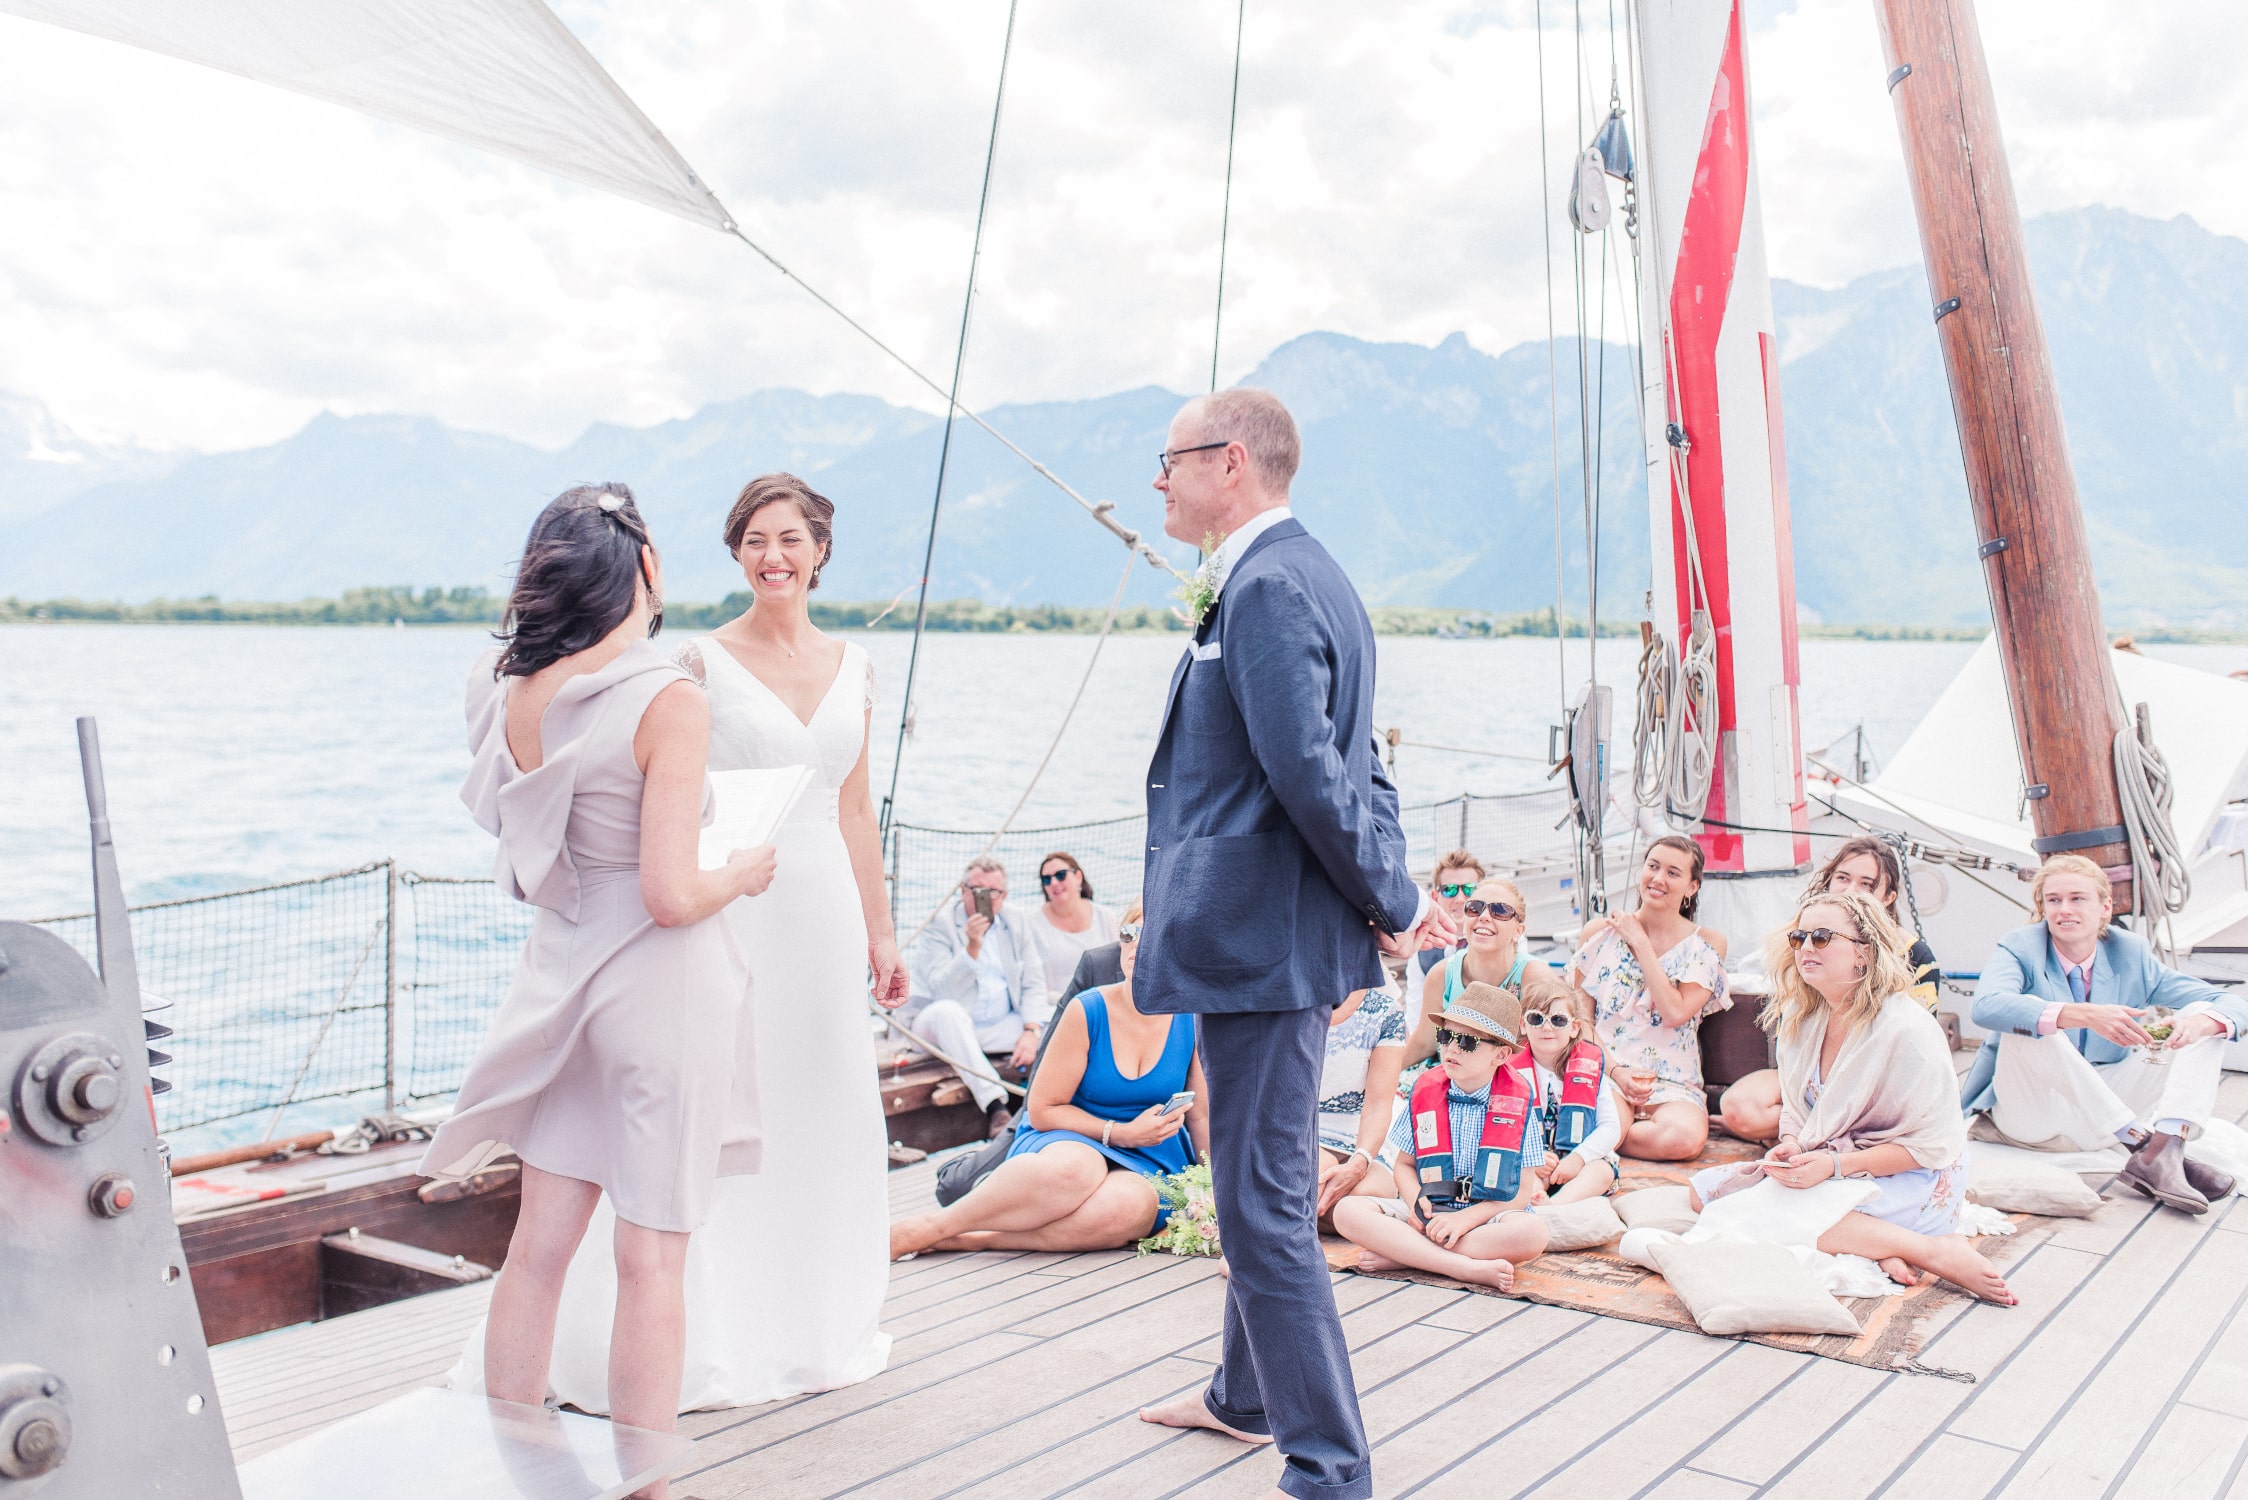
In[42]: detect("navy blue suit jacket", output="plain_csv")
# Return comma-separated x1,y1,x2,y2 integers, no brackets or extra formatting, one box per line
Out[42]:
1137,517,1421,1016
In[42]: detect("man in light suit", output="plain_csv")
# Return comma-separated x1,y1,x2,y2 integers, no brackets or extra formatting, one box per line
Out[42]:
1132,389,1449,1500
1962,853,2248,1213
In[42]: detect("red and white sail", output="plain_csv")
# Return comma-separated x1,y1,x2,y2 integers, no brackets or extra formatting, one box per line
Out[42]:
1633,0,1808,876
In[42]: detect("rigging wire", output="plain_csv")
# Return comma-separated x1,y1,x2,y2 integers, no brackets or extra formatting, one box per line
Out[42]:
1210,0,1247,392
880,0,1020,840
1535,0,1570,716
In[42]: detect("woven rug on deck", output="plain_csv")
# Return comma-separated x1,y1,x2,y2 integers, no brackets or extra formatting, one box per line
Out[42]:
1324,1136,2055,1379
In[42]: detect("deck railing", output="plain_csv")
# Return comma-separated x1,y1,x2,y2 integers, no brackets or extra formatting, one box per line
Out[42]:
26,783,1582,1148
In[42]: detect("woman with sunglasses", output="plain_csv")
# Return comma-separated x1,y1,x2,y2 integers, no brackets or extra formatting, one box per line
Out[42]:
1566,835,1730,1161
1024,851,1120,1005
1406,876,1572,1067
1720,837,1943,1146
889,903,1211,1258
1689,890,2013,1304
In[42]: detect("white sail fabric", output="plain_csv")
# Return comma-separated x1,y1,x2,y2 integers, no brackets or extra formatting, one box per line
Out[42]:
0,0,733,231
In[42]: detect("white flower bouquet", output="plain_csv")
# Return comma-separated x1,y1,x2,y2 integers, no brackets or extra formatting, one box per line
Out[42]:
1137,1160,1222,1258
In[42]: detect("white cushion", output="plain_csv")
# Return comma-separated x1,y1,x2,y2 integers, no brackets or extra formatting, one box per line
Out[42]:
1649,1239,1861,1336
1614,1183,1699,1236
1535,1196,1625,1252
1965,1157,2103,1218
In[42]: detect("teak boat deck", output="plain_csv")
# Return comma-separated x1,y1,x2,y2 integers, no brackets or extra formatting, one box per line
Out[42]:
210,1070,2248,1499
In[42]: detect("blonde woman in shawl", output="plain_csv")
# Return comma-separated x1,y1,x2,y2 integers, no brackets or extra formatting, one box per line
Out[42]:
1688,889,2015,1305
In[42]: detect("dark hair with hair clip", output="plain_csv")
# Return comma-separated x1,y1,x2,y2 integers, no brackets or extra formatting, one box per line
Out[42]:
494,482,659,678
1644,833,1707,920
724,472,836,589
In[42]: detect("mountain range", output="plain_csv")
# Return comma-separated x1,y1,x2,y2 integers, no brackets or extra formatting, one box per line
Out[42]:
3,206,2242,628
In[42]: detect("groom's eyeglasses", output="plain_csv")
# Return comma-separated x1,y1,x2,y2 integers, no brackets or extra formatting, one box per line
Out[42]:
1786,927,1870,951
1461,899,1518,920
1157,441,1227,477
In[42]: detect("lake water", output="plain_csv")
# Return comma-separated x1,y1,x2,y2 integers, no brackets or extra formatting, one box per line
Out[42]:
8,623,2243,917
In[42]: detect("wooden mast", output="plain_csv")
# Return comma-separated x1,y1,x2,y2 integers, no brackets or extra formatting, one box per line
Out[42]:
1871,0,2134,903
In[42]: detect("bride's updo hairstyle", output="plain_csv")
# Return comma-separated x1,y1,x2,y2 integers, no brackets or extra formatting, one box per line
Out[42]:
724,472,836,589
495,482,659,678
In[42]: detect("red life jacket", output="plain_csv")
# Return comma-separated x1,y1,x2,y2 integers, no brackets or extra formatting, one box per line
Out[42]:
1409,1056,1535,1206
1547,1040,1606,1153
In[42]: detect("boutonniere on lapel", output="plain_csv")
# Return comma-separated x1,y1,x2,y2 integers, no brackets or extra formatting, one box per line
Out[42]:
1174,531,1227,628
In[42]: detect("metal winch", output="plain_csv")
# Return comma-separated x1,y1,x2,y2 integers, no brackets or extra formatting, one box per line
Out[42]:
0,720,240,1499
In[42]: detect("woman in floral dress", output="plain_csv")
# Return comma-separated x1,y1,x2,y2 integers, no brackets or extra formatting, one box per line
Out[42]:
1567,835,1729,1160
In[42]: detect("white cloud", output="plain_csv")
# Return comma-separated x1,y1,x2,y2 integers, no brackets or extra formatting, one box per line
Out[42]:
0,0,2240,454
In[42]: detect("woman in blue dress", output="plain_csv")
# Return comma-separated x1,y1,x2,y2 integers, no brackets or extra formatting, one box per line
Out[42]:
890,903,1210,1257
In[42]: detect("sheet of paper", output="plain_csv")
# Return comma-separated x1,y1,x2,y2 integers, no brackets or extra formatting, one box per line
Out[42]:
698,765,812,870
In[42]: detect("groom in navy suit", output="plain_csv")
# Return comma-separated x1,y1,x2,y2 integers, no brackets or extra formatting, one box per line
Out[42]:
1134,389,1450,1500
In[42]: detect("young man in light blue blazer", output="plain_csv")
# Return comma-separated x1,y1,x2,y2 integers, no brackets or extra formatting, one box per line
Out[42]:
1961,854,2248,1213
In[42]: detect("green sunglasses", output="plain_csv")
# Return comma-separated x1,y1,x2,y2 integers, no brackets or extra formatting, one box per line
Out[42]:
1436,883,1478,899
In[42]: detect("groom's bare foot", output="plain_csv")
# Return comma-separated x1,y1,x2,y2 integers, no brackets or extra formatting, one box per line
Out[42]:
1137,1392,1274,1446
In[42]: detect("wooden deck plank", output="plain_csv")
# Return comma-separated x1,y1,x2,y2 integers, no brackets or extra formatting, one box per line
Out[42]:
1510,1339,1807,1500
1683,1357,1888,1486
2112,1405,2248,1500
1747,1232,2103,1498
1409,1327,1736,1498
1985,1220,2248,1497
1872,1433,2023,1499
694,1268,1231,1499
1948,1204,2208,1446
1641,1470,1758,1500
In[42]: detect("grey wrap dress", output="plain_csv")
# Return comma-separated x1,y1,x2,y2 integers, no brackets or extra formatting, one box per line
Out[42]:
419,640,760,1232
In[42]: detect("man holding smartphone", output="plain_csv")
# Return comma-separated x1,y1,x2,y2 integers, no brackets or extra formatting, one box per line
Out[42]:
903,856,1052,1137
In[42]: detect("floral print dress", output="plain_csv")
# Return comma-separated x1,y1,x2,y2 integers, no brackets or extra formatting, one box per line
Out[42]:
1569,924,1729,1109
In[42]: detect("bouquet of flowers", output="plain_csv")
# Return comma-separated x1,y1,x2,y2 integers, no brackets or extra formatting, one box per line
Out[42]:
1137,1160,1221,1258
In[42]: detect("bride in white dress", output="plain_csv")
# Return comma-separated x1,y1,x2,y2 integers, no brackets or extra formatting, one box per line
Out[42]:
455,473,908,1412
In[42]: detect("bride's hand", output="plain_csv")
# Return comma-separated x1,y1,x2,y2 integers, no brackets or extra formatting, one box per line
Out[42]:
726,845,778,899
869,937,909,1009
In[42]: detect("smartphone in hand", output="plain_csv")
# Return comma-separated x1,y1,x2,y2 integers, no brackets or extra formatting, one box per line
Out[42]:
970,887,996,920
1156,1090,1195,1118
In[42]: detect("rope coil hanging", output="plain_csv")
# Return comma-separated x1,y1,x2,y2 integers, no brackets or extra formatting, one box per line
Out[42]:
2114,701,2191,955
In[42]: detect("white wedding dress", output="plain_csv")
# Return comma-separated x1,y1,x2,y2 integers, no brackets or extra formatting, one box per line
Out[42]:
451,635,893,1411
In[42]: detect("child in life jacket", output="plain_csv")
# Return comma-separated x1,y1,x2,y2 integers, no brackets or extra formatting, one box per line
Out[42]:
1526,985,1622,1204
1331,981,1551,1292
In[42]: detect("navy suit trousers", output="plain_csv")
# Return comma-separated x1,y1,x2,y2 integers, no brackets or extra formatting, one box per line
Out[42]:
1200,1006,1371,1500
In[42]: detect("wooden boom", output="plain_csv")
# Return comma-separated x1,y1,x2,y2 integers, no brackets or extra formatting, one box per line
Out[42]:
1872,0,2133,902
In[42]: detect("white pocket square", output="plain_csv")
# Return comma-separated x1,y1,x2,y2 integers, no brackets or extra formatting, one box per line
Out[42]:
1192,641,1223,661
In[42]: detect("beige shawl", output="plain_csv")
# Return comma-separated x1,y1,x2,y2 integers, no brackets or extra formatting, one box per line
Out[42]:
1776,992,1964,1170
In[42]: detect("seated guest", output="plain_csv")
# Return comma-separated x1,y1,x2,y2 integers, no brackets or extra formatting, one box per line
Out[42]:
904,856,1052,1137
1568,835,1729,1161
1410,850,1489,992
1332,982,1551,1291
1314,983,1410,1216
1961,855,2247,1214
1527,987,1622,1204
1691,890,2014,1303
1721,837,1942,1145
1407,875,1573,1065
1023,851,1120,1004
890,904,1209,1257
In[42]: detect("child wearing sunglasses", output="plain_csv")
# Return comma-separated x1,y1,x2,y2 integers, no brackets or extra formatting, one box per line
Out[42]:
1524,988,1621,1204
1332,982,1552,1292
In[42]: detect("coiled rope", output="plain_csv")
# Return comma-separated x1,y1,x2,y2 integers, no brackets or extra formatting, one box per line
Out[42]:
2114,701,2190,954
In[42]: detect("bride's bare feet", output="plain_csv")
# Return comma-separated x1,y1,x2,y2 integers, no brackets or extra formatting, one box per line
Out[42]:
1879,1255,1918,1287
1137,1392,1274,1446
1921,1235,2015,1304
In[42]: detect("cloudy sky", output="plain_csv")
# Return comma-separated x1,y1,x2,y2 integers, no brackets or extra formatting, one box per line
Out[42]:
0,0,2241,455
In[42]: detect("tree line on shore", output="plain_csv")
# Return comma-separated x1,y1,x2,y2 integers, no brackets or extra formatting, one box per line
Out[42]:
10,586,2228,642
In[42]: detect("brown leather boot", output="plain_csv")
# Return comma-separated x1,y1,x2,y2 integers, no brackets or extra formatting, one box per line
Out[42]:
2184,1155,2237,1202
2121,1131,2210,1214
